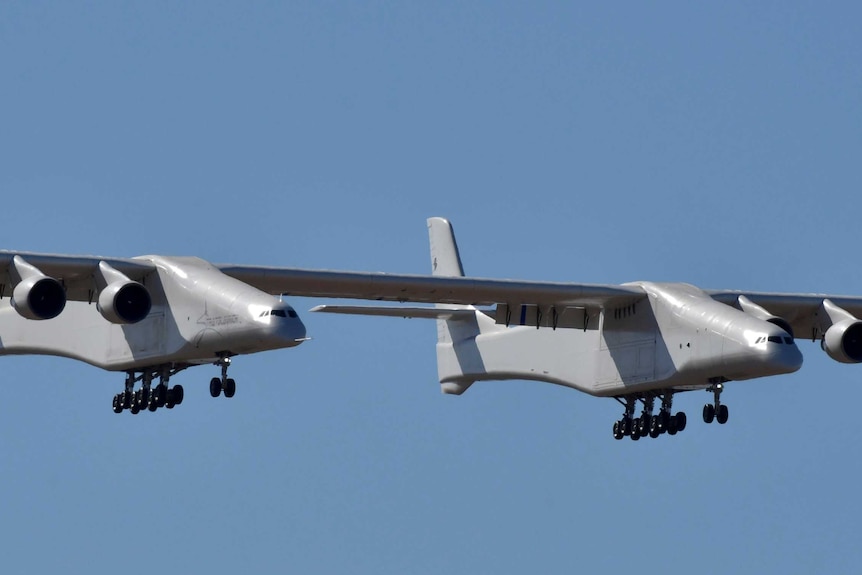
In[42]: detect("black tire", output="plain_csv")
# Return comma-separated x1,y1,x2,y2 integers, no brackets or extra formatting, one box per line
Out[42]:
703,404,715,424
623,418,632,436
112,395,122,414
224,378,236,398
676,412,687,431
667,415,678,435
631,431,640,441
210,377,221,398
717,404,729,424
122,391,132,410
130,403,140,415
156,384,167,408
173,385,184,405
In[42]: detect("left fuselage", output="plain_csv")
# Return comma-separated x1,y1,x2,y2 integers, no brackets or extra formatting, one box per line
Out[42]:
0,256,307,371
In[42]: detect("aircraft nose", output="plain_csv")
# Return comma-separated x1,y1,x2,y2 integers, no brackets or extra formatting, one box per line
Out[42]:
288,317,307,343
769,342,803,374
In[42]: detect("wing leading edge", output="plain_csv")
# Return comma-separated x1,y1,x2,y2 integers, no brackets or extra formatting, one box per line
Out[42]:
216,265,646,308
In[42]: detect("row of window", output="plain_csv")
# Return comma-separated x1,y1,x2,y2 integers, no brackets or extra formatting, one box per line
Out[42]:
258,308,298,318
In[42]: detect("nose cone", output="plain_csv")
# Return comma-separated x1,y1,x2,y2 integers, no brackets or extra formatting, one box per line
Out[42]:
286,317,308,345
768,342,803,375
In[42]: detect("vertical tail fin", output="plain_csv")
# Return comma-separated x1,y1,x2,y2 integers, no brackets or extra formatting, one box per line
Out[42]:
427,217,500,395
428,217,464,278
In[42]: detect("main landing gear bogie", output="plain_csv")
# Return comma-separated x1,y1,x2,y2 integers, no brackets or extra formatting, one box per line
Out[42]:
612,393,687,441
112,380,185,415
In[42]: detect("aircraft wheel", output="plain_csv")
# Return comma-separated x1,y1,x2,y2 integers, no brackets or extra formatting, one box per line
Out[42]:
676,412,687,431
667,416,678,435
716,404,729,424
224,378,236,398
703,404,715,424
173,385,184,405
130,402,140,415
122,391,132,410
612,420,619,437
112,395,122,414
210,377,221,398
630,430,640,441
156,384,168,408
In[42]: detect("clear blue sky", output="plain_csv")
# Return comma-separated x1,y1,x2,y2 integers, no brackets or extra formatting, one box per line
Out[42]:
1,2,860,573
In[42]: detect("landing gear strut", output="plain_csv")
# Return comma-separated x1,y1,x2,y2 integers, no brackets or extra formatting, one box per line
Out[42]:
703,382,729,424
612,392,687,441
112,367,185,415
210,356,237,399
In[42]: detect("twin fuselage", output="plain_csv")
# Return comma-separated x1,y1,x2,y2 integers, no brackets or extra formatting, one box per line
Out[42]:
0,256,801,397
0,256,307,371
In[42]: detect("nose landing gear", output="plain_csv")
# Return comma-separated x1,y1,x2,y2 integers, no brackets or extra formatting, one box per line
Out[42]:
703,382,729,424
209,355,237,399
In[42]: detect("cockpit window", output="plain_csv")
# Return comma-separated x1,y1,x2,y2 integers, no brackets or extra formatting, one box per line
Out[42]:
270,309,298,318
784,336,794,344
767,336,782,343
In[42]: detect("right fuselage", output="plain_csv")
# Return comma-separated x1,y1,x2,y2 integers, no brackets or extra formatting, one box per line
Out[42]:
436,282,802,396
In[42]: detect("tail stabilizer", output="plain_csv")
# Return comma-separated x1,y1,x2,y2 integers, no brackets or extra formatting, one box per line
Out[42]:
426,217,503,394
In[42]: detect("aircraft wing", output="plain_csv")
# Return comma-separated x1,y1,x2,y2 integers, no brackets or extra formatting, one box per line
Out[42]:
0,251,155,301
708,290,862,340
216,265,646,308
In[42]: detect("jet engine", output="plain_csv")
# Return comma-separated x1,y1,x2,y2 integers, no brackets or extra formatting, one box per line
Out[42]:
97,280,152,324
822,319,862,363
11,275,67,320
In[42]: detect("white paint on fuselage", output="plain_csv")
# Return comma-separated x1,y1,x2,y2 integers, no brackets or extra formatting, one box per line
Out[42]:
0,256,307,371
437,282,802,396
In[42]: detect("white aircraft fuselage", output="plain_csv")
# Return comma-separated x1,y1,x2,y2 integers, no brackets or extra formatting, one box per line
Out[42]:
0,256,307,371
436,281,803,397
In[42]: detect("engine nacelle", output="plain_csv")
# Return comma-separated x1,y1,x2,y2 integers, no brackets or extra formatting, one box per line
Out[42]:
11,276,66,320
823,319,862,363
97,281,152,324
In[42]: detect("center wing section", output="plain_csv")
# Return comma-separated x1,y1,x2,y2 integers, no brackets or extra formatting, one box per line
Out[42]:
216,265,646,325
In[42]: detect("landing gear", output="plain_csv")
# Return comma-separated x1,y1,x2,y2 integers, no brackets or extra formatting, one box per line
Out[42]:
210,356,237,400
112,367,185,415
703,382,729,425
612,392,687,441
